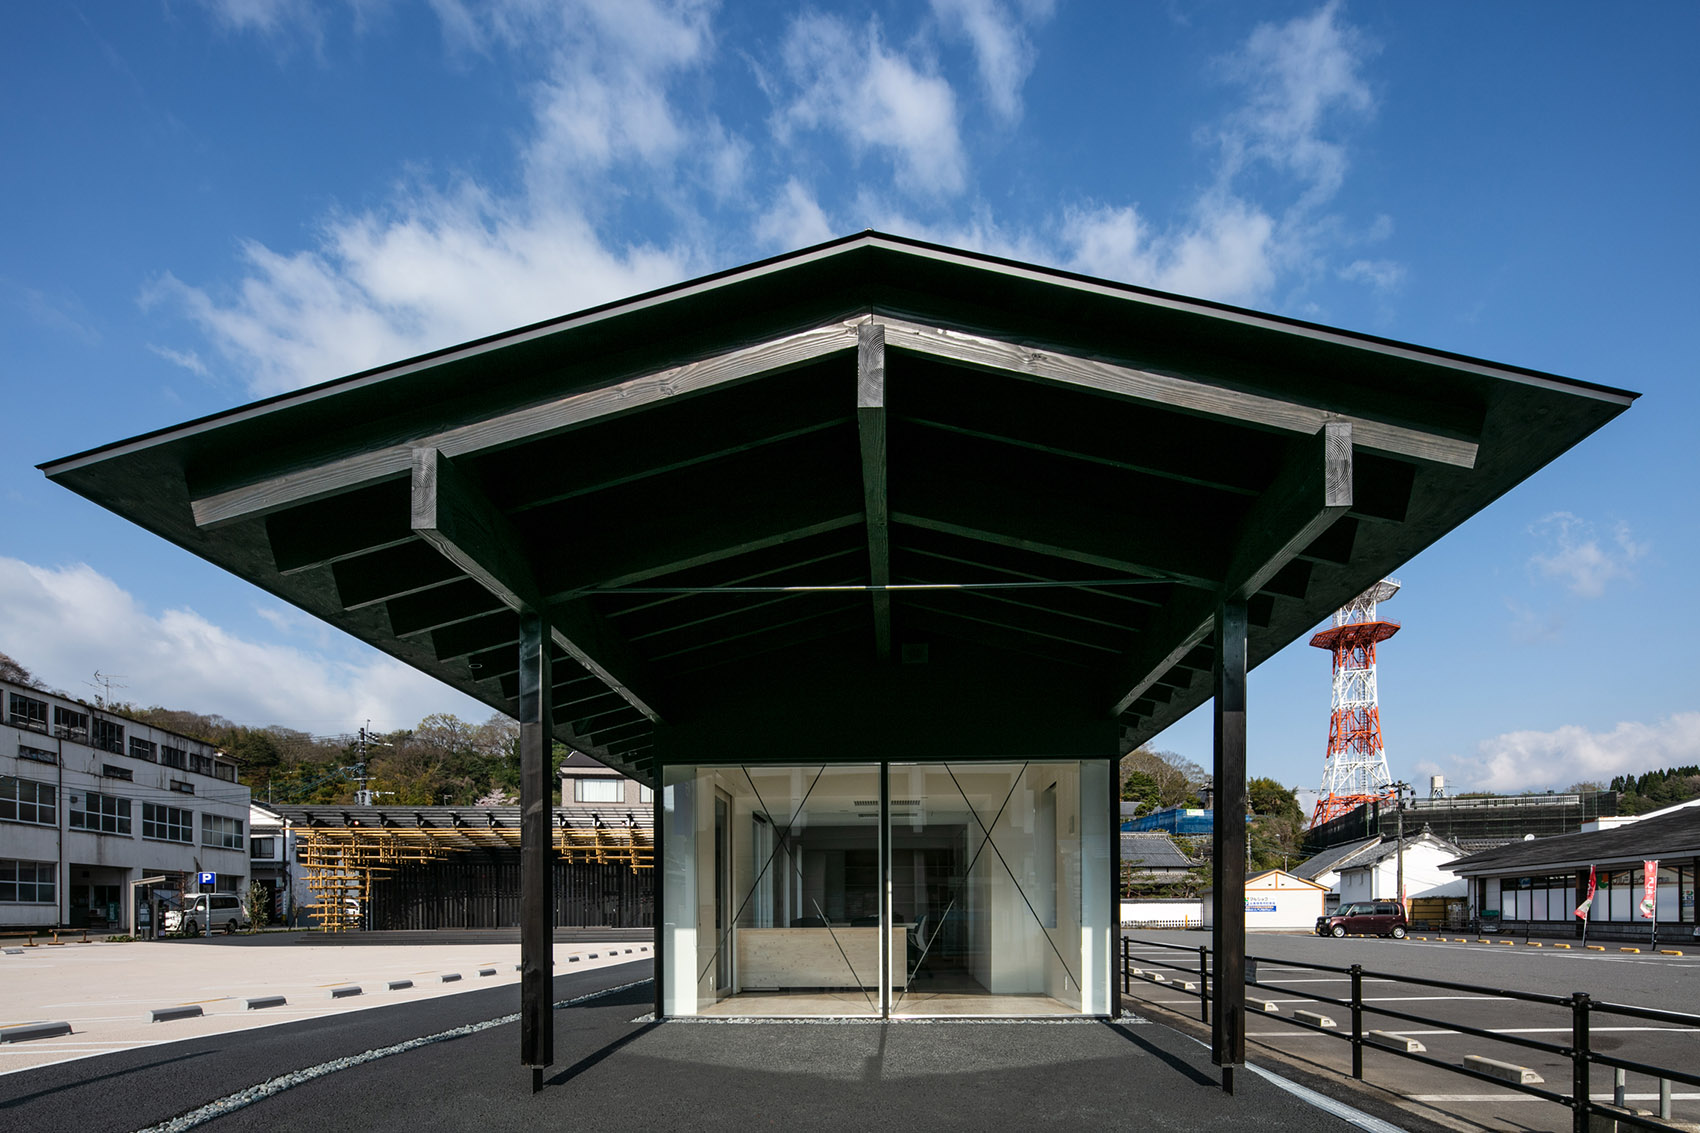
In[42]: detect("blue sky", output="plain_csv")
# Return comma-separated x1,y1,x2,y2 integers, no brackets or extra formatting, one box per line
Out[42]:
1,1,1695,794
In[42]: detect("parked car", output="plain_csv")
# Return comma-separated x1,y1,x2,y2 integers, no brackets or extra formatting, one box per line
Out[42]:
164,894,252,936
1315,901,1408,939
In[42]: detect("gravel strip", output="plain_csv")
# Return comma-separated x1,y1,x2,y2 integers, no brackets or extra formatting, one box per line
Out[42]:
132,979,651,1133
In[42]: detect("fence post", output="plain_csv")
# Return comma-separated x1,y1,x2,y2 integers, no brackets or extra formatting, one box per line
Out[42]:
1571,992,1591,1133
1121,937,1128,996
1199,945,1210,1024
1350,964,1364,1080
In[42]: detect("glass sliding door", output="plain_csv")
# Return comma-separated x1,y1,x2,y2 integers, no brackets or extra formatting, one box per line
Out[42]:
662,764,882,1016
661,758,1110,1018
889,760,1110,1017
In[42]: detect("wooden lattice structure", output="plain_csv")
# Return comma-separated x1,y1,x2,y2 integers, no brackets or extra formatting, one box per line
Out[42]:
290,808,652,931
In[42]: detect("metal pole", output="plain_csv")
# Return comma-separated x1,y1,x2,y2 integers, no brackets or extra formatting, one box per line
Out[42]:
1571,992,1590,1133
1211,598,1248,1094
518,612,554,1092
1350,963,1364,1079
879,761,891,1019
1199,945,1210,1024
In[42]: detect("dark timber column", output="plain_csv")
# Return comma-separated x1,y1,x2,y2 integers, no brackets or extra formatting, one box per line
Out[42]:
519,612,554,1090
1211,599,1247,1093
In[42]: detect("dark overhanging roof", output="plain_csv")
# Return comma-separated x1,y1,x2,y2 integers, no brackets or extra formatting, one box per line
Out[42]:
42,232,1636,784
1447,806,1700,876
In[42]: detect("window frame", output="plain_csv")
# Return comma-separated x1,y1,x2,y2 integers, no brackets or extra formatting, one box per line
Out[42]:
52,705,90,742
0,859,56,904
201,813,245,850
0,775,57,826
8,693,49,733
69,790,132,835
141,802,194,844
573,777,624,804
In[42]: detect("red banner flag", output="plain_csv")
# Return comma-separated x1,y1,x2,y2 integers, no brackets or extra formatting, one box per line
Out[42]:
1640,860,1659,919
1574,866,1597,919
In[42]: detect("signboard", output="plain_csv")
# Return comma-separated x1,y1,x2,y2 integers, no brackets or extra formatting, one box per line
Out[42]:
197,872,216,887
1246,900,1277,913
1639,860,1658,920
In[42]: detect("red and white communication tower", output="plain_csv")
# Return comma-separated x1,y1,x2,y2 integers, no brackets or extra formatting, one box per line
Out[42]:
1310,578,1402,827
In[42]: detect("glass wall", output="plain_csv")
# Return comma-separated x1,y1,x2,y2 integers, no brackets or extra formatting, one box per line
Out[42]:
660,759,1110,1017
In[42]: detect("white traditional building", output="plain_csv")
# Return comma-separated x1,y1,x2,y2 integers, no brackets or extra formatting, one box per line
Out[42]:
1336,831,1467,906
1,678,250,933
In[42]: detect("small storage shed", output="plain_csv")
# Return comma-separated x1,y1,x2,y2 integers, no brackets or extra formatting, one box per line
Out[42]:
1202,869,1328,931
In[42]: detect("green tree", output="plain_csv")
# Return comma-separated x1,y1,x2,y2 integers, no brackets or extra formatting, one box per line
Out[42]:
1121,769,1160,811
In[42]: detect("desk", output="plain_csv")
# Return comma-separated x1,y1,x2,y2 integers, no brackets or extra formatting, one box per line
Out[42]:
737,926,908,990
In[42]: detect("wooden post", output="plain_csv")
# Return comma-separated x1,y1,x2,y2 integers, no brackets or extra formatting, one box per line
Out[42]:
1212,598,1247,1092
519,612,553,1090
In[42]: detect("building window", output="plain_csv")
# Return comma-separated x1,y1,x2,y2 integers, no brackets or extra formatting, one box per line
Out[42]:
0,859,56,904
92,718,124,754
573,778,623,803
214,762,237,783
251,836,276,860
53,705,89,742
102,764,134,782
129,738,157,762
170,780,195,795
18,744,56,765
0,775,57,826
161,746,188,770
639,784,654,804
8,693,48,733
190,752,214,776
142,802,193,843
70,790,131,835
202,814,245,850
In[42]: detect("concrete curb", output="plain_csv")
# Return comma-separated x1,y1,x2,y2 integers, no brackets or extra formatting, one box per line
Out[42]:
245,996,287,1010
387,980,413,990
147,1005,204,1023
1292,1010,1336,1029
478,968,497,976
1366,1030,1425,1053
328,986,362,999
439,973,461,983
0,1021,72,1043
1464,1054,1543,1084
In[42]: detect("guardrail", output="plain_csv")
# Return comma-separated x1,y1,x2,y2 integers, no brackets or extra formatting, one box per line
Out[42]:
1120,936,1700,1133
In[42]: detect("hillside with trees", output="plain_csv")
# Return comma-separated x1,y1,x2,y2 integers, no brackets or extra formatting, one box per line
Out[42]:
1608,766,1700,814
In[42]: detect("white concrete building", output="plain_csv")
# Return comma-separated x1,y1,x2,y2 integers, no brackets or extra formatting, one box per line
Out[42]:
1,678,250,933
1201,869,1329,931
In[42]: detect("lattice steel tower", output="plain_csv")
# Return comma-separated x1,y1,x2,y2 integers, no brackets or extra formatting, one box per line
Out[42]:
1309,578,1402,827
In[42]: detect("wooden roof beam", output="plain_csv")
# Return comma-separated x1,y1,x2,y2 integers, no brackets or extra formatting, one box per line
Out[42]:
191,318,862,529
411,447,665,723
1108,422,1354,717
858,323,892,661
879,317,1478,469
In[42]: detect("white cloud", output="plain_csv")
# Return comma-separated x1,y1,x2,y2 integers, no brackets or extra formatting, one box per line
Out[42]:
930,0,1052,123
0,557,488,733
1528,512,1648,599
776,13,967,198
1445,713,1700,794
755,179,835,251
147,343,211,378
1212,0,1375,208
1055,2,1379,307
1338,258,1404,292
150,1,727,395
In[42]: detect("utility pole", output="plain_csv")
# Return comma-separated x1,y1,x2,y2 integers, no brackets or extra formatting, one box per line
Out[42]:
1392,780,1410,911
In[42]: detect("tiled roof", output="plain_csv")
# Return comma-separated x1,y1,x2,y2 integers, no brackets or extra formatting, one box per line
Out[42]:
1448,806,1700,875
1120,832,1197,870
1293,836,1381,880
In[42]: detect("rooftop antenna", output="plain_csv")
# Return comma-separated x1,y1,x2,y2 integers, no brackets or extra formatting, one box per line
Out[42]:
86,670,127,708
1310,579,1401,827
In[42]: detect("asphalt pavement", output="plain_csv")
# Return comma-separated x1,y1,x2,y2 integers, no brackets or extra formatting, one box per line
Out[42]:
1121,929,1700,1133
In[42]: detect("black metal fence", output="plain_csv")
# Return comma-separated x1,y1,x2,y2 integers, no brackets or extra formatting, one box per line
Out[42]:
1121,936,1700,1133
